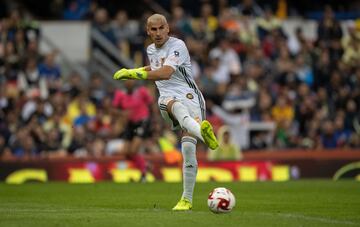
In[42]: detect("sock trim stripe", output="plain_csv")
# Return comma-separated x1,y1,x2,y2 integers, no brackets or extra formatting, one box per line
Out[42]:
182,140,197,145
182,136,197,141
181,138,197,144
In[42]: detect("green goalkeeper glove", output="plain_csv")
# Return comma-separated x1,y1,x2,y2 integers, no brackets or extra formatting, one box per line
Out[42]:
113,67,148,80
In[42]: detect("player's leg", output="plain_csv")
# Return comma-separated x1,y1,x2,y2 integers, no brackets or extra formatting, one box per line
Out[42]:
129,136,147,182
119,122,132,155
167,99,219,149
172,98,210,211
167,99,201,138
128,120,151,182
158,96,218,210
173,132,197,211
181,134,197,202
122,121,147,182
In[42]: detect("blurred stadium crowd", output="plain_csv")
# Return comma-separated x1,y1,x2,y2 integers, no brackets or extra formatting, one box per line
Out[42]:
0,0,360,160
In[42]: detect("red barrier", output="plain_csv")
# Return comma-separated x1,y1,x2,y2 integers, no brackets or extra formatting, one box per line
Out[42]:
1,150,359,183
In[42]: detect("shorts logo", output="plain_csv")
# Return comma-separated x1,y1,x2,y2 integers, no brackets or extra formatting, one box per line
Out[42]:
186,93,194,99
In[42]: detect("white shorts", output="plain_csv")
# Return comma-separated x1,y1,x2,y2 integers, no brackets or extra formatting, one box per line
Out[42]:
158,92,206,131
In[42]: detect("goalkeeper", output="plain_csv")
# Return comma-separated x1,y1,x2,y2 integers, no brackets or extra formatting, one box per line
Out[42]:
113,13,219,211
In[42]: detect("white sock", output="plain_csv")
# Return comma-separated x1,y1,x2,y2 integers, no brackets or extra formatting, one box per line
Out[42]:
171,101,204,142
181,136,198,203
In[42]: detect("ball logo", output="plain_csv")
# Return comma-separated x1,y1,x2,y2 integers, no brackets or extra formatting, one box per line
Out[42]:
217,198,230,210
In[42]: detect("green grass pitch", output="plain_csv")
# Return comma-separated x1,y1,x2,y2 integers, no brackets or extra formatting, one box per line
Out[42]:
0,180,359,227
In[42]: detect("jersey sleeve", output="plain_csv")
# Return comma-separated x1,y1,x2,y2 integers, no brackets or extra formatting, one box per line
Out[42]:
163,41,189,70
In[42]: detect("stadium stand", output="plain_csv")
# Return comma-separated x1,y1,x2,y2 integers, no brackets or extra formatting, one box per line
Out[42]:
0,0,360,162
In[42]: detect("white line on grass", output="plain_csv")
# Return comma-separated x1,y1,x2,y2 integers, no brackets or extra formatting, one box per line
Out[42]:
254,211,358,226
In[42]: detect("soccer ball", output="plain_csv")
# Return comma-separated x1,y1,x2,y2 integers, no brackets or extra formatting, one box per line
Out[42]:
207,187,236,213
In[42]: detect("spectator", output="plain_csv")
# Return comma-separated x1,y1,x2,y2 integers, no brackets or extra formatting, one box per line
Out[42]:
38,52,62,93
10,129,39,158
73,101,94,127
207,50,230,91
43,112,72,150
92,8,116,44
65,91,96,124
251,88,272,121
349,133,360,148
237,0,263,17
320,120,337,149
170,6,193,38
21,95,53,123
313,48,332,90
209,36,242,76
317,6,343,48
111,10,138,57
198,64,222,104
210,102,251,150
63,0,90,20
341,21,360,67
344,99,358,131
17,58,48,99
199,3,218,33
88,73,107,106
294,54,314,86
41,127,67,158
207,125,242,161
256,6,282,41
334,114,352,147
68,125,88,156
238,13,259,47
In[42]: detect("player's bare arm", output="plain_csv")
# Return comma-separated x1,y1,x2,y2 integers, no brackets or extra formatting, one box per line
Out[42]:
145,65,174,80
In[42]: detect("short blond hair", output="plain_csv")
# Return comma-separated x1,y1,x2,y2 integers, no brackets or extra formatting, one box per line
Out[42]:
147,14,168,26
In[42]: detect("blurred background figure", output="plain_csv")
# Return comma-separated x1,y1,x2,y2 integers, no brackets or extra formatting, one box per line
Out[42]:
112,80,153,181
207,125,242,161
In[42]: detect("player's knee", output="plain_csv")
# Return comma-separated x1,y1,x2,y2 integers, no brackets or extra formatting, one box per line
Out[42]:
167,99,177,115
172,102,190,127
182,130,196,138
